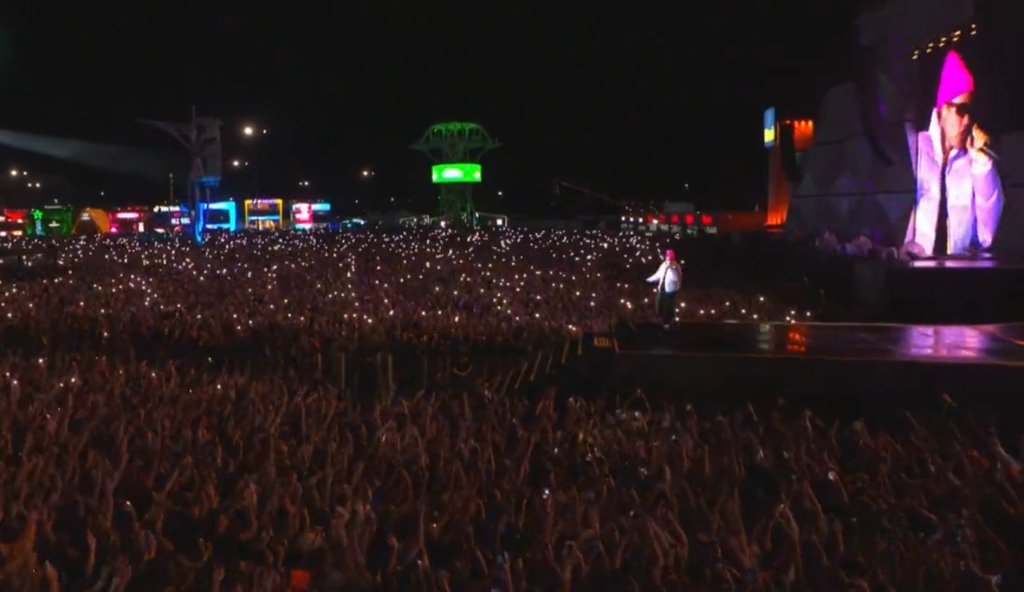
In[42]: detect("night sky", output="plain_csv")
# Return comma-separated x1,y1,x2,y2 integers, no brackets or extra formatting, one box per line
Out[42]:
0,2,870,214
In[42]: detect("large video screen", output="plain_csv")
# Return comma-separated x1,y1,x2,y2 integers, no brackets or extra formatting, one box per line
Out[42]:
788,10,1024,258
431,163,482,184
902,35,1005,257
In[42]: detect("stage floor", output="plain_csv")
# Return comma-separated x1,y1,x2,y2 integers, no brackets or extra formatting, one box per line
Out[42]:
577,321,1024,399
612,321,1024,366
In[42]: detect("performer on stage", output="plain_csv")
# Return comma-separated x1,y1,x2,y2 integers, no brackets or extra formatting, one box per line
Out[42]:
647,249,682,325
904,50,1004,257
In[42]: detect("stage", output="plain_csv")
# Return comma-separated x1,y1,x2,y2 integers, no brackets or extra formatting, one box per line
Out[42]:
577,321,1024,401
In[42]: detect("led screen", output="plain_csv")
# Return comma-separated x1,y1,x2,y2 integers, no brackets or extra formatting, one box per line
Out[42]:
431,163,482,184
201,201,238,231
763,107,776,147
787,20,1021,257
293,203,313,225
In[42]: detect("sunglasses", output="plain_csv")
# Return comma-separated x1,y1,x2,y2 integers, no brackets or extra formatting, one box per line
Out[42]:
947,101,972,117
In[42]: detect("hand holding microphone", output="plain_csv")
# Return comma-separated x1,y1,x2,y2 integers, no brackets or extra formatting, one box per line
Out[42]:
968,124,998,161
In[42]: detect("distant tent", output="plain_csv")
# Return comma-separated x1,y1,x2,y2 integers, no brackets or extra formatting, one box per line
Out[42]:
72,208,110,235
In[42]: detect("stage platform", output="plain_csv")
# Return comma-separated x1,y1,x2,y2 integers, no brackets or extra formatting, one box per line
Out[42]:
577,321,1024,401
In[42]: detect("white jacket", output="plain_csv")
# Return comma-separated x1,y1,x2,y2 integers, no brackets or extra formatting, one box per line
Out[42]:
904,110,1004,255
647,261,681,293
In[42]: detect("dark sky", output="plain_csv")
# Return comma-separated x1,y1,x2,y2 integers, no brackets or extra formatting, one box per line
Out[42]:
0,1,870,213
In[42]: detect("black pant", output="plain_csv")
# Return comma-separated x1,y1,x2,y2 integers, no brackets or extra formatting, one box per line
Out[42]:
656,290,677,323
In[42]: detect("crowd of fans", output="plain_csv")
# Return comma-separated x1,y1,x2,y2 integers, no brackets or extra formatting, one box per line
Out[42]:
0,229,1019,590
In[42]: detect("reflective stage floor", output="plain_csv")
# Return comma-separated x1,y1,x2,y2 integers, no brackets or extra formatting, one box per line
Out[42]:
613,321,1024,366
579,322,1024,400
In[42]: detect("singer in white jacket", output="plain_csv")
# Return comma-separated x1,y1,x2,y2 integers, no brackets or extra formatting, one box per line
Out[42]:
904,50,1004,257
647,249,682,324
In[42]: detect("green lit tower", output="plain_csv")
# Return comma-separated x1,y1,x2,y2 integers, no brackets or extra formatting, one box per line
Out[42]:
412,122,500,225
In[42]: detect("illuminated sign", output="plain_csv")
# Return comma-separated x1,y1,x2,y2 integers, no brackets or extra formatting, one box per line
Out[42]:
763,107,776,147
246,198,283,214
152,205,190,228
244,198,283,229
114,212,141,220
293,203,313,225
201,200,238,231
431,163,482,184
290,202,333,229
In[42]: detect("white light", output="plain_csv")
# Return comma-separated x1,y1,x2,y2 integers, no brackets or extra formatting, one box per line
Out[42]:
232,160,241,167
8,169,17,177
243,126,255,136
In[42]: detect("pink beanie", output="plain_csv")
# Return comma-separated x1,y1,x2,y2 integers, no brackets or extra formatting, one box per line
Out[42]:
665,249,676,261
935,50,974,109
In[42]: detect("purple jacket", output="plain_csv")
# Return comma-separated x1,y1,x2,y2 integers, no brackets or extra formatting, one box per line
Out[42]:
904,110,1004,255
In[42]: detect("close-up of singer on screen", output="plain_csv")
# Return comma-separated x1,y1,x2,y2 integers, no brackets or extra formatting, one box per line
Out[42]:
904,49,1004,258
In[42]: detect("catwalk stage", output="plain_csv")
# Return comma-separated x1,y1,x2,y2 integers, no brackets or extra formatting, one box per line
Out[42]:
578,321,1024,401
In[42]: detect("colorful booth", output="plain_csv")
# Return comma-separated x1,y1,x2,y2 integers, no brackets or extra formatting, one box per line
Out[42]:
72,208,111,235
0,210,28,237
28,205,74,236
244,198,284,230
0,209,29,237
151,205,192,234
199,200,238,231
109,208,150,234
289,201,332,230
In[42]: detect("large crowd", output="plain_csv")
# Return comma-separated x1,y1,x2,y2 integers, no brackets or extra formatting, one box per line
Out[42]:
0,229,1019,590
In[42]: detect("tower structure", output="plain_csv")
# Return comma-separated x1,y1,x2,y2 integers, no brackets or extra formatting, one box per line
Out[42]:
412,122,500,225
141,107,222,243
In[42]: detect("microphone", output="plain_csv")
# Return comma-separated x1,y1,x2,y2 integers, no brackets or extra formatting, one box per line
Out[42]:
971,125,999,161
979,145,1000,161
